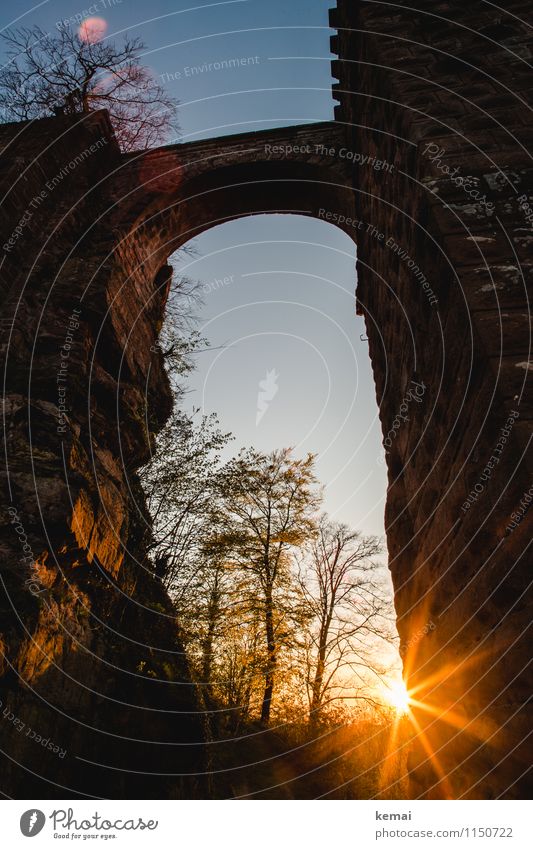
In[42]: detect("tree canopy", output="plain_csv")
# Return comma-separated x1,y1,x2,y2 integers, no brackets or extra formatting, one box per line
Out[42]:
0,24,178,150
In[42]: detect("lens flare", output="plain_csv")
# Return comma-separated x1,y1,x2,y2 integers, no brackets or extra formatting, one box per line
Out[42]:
78,17,108,44
384,679,411,714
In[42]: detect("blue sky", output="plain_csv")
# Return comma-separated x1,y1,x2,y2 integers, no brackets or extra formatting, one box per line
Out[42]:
1,0,388,538
5,0,337,140
172,216,388,538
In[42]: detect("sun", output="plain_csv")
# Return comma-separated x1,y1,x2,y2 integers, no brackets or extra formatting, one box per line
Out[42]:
384,679,411,714
78,17,108,44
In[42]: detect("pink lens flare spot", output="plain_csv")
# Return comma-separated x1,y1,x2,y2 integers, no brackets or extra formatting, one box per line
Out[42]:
78,17,108,44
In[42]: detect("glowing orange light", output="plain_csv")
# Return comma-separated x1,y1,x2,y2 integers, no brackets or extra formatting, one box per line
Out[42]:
384,679,411,714
78,17,108,44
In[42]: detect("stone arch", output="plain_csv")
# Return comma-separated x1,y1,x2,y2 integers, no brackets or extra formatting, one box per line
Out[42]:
96,122,361,473
110,122,357,260
0,0,531,801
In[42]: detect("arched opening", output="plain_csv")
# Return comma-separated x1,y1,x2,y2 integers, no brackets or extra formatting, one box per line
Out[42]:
170,214,386,537
140,210,410,798
0,0,529,804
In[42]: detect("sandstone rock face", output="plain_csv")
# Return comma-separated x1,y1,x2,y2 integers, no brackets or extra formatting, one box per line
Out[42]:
0,114,205,798
331,0,532,799
0,0,531,799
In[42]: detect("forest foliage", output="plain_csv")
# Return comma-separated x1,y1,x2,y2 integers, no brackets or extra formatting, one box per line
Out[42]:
140,272,399,733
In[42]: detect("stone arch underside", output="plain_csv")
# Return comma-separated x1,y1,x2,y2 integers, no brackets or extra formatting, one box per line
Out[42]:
113,122,356,256
0,0,531,801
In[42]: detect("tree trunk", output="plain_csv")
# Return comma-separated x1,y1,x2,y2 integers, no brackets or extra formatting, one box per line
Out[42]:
260,587,276,725
309,654,325,727
309,613,332,727
201,623,215,686
201,581,220,689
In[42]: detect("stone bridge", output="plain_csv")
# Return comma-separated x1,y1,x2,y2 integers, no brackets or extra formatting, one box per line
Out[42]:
0,0,531,799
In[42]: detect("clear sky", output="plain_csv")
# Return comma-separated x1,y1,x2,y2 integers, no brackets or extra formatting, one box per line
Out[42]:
0,0,388,539
172,216,387,538
4,0,338,141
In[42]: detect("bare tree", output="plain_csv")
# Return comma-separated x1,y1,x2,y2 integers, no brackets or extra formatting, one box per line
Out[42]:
298,516,392,728
140,407,231,593
207,576,266,729
140,264,230,592
207,448,320,725
0,24,178,150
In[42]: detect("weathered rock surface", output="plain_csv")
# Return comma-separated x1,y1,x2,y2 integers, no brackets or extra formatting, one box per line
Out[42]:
0,0,531,799
0,114,205,798
332,0,532,799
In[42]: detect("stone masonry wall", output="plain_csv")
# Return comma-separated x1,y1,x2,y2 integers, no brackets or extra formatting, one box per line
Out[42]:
0,114,206,799
331,0,532,799
0,0,531,800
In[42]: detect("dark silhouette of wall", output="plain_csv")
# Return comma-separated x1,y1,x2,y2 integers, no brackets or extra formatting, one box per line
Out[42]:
0,0,531,799
331,0,532,799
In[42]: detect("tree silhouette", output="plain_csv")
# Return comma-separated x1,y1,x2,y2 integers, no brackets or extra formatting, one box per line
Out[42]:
298,516,392,727
207,448,320,724
0,24,178,150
